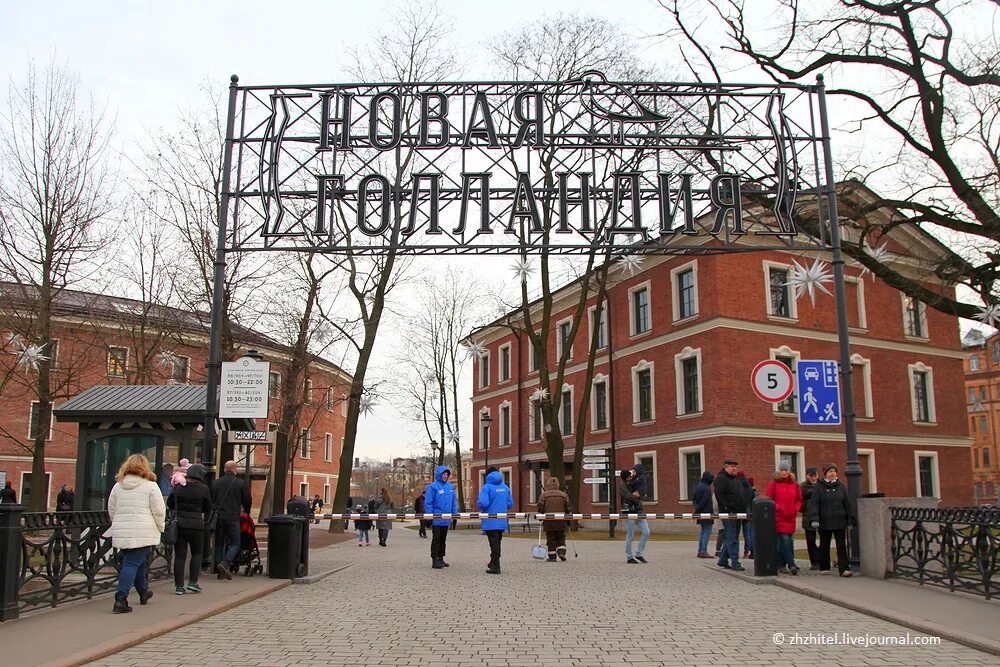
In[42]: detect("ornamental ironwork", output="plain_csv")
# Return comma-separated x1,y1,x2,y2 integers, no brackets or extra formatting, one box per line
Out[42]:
225,73,835,255
891,506,1000,599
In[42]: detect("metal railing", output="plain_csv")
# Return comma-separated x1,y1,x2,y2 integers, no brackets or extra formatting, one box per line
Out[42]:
891,506,1000,599
0,506,171,620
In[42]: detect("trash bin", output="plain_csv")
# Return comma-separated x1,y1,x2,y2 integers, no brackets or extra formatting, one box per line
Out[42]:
286,498,311,577
264,514,304,579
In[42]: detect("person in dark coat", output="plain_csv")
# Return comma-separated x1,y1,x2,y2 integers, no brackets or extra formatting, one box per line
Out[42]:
0,481,16,503
713,459,745,571
800,467,820,570
691,471,715,558
808,463,855,577
414,491,427,538
737,471,757,559
374,488,394,547
620,464,649,564
354,502,373,545
537,477,571,561
211,460,252,580
167,463,213,594
57,485,75,511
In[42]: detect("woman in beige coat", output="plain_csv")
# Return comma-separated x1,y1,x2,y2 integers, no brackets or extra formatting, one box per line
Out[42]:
108,454,166,614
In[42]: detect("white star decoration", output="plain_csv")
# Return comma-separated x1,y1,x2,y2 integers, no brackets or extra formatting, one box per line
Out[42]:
529,387,550,403
313,322,333,344
156,350,180,368
17,344,49,373
510,258,536,282
358,394,376,417
973,304,1000,330
445,431,459,445
859,241,891,281
617,255,645,277
6,333,24,348
786,258,833,306
464,340,487,360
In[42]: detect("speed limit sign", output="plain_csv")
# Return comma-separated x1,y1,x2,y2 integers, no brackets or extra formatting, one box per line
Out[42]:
750,360,794,403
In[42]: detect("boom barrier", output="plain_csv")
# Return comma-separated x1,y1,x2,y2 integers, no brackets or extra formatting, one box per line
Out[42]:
316,512,748,521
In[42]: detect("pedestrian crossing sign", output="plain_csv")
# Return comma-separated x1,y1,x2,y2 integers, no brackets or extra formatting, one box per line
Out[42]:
796,360,841,426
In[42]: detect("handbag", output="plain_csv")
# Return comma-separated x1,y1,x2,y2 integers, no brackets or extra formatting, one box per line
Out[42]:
531,521,547,559
162,516,179,545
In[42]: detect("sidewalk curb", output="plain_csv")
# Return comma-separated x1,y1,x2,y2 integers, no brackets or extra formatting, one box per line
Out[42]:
293,563,353,585
775,578,1000,657
35,579,291,667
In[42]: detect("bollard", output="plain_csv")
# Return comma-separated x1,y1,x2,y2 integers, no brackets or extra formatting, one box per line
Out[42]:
0,504,26,621
751,496,778,577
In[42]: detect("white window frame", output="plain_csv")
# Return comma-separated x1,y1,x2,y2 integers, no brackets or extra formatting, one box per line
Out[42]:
857,448,878,494
673,347,703,417
529,468,546,503
528,332,539,374
20,470,52,509
47,339,60,371
969,355,980,372
850,353,874,420
588,303,608,351
341,393,348,417
769,346,801,416
559,384,574,436
671,260,699,323
499,401,512,447
631,360,656,424
170,354,191,383
633,450,657,503
591,373,609,432
326,388,334,412
901,294,929,340
478,351,490,389
763,260,798,320
914,451,940,498
269,371,281,399
774,445,806,480
908,362,936,424
479,408,491,451
528,398,542,442
299,481,309,498
300,428,311,459
304,378,313,404
628,281,653,337
324,433,333,462
323,483,331,504
235,443,255,467
591,458,612,504
28,401,54,441
498,343,512,383
107,345,129,378
845,276,868,331
677,445,705,502
556,318,574,362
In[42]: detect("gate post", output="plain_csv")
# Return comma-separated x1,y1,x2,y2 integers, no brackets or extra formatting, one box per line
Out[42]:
0,503,26,621
752,497,778,577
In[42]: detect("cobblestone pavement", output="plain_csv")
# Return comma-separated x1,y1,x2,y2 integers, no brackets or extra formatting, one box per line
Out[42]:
89,524,996,667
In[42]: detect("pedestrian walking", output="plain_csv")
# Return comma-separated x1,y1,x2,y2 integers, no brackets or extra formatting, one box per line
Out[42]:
354,503,373,546
311,494,324,524
425,465,458,569
0,481,16,503
537,477,570,562
800,467,820,570
714,459,745,571
766,461,803,574
478,468,513,574
212,460,252,580
414,490,428,538
375,488,394,546
166,463,212,594
808,463,855,577
691,471,715,558
620,465,650,564
107,454,165,614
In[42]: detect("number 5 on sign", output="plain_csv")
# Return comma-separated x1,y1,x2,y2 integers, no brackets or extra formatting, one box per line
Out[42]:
750,360,794,404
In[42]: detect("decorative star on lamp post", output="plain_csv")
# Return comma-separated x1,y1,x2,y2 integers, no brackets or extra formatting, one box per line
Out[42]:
529,387,550,403
859,241,891,282
617,255,644,278
16,344,49,373
464,340,487,360
973,304,1000,330
786,258,833,306
510,258,536,282
358,394,376,417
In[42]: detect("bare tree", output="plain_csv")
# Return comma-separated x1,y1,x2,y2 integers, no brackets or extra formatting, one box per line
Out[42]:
662,0,1000,321
0,60,113,510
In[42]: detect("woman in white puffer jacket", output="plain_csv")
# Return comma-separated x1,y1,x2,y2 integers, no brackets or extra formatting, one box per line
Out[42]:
108,454,166,614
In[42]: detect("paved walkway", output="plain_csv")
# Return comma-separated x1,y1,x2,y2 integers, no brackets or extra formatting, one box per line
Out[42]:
81,523,995,667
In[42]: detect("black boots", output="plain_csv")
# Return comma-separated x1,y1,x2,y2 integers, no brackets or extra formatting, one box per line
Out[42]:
547,554,557,562
557,548,567,561
138,589,153,605
432,558,445,569
486,561,501,574
112,594,131,614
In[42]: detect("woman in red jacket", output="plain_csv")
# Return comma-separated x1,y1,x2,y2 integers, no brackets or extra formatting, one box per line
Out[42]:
766,460,803,574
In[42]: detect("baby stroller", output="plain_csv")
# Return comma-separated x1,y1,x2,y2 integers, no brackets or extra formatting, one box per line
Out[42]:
233,511,264,576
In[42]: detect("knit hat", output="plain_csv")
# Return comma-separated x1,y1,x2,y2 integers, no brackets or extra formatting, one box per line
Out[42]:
823,463,839,475
778,460,791,471
186,463,207,481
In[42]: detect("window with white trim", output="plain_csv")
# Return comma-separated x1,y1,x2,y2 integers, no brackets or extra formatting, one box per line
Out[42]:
850,354,874,419
589,303,607,350
299,482,309,497
557,319,573,361
323,483,331,504
560,386,573,435
269,372,281,399
107,346,128,378
678,445,704,501
480,410,490,451
529,468,545,503
629,282,651,336
326,388,334,411
969,355,980,372
671,261,698,321
592,375,608,431
764,262,796,319
170,355,190,383
631,360,655,424
499,344,511,382
903,295,928,339
845,277,868,330
529,398,542,441
478,352,490,389
915,451,939,498
324,433,333,462
528,334,539,373
908,362,935,423
299,428,311,459
635,453,656,502
46,340,59,371
674,347,702,416
858,449,878,494
304,378,313,404
28,401,53,441
770,347,799,415
499,402,511,446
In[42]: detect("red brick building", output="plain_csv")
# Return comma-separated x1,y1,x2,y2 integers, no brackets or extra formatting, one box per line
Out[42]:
0,286,350,512
469,190,972,520
963,329,1000,504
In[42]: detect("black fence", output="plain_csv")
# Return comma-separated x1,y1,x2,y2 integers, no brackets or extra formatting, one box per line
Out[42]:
891,506,1000,599
0,505,170,621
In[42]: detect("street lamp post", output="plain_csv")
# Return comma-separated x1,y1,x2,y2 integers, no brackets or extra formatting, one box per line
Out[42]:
480,413,492,478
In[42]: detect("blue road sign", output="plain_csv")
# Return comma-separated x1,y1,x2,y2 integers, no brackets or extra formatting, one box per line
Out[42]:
797,360,841,426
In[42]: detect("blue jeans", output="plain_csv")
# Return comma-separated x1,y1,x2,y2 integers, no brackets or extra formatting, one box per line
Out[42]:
116,546,151,598
625,519,649,558
743,520,755,555
698,523,713,554
357,528,370,543
776,533,795,569
719,519,742,568
216,518,241,565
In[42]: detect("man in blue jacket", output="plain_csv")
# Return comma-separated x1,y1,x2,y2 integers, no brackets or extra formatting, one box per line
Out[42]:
477,467,514,575
425,465,458,569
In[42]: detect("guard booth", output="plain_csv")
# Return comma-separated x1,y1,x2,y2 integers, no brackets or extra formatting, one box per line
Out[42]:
54,385,255,510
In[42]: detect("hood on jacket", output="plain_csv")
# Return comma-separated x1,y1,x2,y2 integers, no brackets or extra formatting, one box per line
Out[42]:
118,474,150,490
486,470,503,485
435,465,451,482
545,477,560,490
700,471,715,484
632,463,645,476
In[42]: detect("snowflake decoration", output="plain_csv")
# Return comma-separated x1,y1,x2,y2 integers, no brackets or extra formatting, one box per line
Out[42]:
464,340,487,360
313,322,333,344
156,350,180,368
859,241,891,282
786,258,833,306
529,387,550,403
617,255,645,278
6,333,24,348
17,344,50,373
358,394,376,417
510,258,536,282
445,430,460,445
973,304,1000,330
